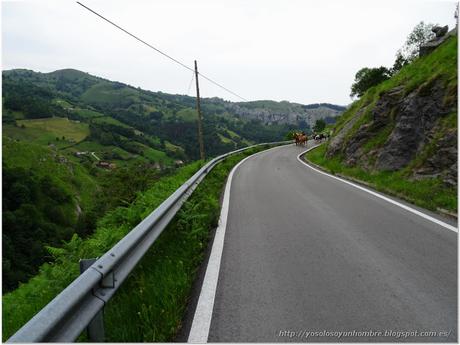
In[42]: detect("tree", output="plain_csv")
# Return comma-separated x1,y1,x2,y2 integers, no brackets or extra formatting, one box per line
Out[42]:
313,119,326,133
391,51,410,74
398,21,435,63
350,67,391,98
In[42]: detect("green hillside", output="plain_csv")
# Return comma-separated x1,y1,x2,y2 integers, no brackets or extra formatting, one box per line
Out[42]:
1,67,343,292
2,144,275,342
3,68,301,160
1,68,302,292
306,35,457,214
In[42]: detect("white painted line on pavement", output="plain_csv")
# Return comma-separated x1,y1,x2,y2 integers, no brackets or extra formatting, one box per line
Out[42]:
297,145,458,233
188,144,291,343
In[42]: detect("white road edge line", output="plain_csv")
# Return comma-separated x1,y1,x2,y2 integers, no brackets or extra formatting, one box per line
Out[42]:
297,144,458,233
188,144,290,343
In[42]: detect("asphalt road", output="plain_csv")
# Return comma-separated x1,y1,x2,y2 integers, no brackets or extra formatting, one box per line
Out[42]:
205,143,457,342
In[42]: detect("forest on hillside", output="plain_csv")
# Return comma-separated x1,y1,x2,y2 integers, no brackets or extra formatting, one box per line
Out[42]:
2,69,345,291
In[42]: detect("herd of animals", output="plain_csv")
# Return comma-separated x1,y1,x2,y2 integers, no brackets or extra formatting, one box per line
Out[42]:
293,132,329,146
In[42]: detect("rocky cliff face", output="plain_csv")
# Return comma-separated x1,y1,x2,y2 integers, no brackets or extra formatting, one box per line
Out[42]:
326,36,457,187
206,98,346,127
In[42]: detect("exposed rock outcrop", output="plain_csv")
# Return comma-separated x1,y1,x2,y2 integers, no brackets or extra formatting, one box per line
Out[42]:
419,27,456,57
376,79,451,170
433,25,449,38
326,77,457,187
213,99,346,127
327,107,367,157
414,129,457,187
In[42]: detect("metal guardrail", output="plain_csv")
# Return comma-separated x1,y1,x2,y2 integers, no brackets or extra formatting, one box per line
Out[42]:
7,141,290,343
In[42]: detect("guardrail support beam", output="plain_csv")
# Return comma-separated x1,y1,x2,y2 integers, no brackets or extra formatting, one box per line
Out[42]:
80,259,105,342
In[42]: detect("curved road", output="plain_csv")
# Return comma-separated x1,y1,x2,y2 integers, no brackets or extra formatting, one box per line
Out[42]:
193,143,457,342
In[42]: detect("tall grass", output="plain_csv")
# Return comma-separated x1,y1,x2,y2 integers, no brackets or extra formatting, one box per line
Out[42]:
305,144,457,213
2,144,272,341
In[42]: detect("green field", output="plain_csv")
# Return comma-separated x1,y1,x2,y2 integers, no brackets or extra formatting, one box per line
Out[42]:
142,147,171,163
218,133,234,144
72,108,105,119
164,141,183,153
111,147,133,160
15,117,89,143
91,116,133,128
81,82,140,107
65,140,108,153
53,99,73,109
224,128,240,139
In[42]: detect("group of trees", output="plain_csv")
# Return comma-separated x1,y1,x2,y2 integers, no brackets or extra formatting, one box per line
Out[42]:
1,68,300,291
2,153,176,292
2,79,62,119
2,166,75,291
88,99,292,160
313,119,326,133
350,21,436,98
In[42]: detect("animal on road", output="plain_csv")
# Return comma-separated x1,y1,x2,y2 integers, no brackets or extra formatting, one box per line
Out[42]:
314,133,328,141
294,132,308,146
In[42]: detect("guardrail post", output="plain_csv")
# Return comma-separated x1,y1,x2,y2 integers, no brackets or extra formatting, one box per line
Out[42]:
80,259,105,342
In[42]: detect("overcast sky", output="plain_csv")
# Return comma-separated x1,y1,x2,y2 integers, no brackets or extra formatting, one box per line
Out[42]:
2,0,457,105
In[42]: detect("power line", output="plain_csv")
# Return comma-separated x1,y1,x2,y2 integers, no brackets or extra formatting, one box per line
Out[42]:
76,1,248,101
186,71,195,95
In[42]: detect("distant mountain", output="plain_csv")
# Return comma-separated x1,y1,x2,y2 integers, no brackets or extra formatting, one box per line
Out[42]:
1,67,345,290
3,69,346,159
206,99,346,126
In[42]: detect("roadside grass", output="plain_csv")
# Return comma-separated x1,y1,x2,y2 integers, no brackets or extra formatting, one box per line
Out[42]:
2,161,203,341
103,145,271,341
305,144,457,213
2,144,273,341
315,37,457,214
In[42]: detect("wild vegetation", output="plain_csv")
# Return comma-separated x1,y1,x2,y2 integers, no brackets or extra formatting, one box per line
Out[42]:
349,22,437,98
2,68,305,160
2,68,305,291
2,144,274,341
306,30,457,214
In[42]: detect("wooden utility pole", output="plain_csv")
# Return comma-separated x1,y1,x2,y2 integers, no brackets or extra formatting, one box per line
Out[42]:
194,60,205,161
